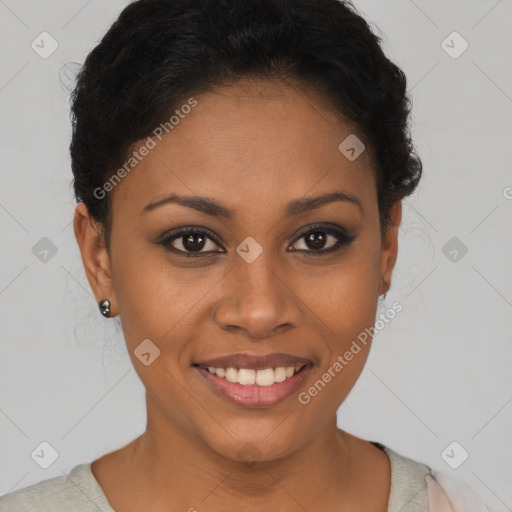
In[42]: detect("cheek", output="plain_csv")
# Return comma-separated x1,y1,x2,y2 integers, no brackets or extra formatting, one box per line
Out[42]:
109,248,206,413
298,239,381,391
298,266,379,412
110,241,228,381
298,241,381,332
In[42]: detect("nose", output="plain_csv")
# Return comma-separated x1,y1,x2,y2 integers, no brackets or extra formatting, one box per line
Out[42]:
213,254,303,339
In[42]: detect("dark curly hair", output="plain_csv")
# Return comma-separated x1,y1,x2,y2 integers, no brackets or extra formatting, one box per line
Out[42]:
70,0,422,251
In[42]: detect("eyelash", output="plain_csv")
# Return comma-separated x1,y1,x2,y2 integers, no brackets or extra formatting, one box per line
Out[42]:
158,224,356,258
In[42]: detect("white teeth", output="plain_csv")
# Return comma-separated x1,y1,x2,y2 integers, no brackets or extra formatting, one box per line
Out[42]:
274,367,287,383
225,367,239,383
255,368,275,386
204,365,306,386
238,368,255,385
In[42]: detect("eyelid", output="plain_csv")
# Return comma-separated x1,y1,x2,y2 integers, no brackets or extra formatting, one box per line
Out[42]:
289,222,352,243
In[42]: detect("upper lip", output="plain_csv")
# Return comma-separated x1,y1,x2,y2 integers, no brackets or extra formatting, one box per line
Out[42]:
193,352,313,370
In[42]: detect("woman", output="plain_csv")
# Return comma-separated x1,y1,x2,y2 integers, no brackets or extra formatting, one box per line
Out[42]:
0,0,489,510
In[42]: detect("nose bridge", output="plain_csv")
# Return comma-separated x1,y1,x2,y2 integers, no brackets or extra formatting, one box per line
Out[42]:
234,233,282,293
234,242,285,308
214,241,301,336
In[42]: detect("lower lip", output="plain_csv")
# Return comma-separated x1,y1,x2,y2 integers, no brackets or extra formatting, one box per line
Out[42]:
194,364,313,408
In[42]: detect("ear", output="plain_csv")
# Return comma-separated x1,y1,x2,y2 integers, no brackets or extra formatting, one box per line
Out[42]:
73,202,117,317
378,200,402,296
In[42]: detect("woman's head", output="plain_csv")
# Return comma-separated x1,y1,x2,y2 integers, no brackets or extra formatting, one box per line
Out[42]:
72,0,420,463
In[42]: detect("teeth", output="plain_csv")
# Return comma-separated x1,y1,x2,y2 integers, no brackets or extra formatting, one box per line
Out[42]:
225,367,238,383
255,368,274,386
274,367,287,383
205,365,305,386
238,368,255,385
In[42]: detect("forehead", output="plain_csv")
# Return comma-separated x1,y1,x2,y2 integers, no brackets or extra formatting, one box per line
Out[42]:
110,78,376,221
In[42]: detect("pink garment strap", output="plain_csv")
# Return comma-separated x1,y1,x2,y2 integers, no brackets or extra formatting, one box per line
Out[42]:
426,471,489,512
426,473,455,512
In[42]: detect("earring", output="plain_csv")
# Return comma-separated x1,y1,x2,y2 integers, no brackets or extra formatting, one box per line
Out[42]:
379,280,389,300
99,299,111,317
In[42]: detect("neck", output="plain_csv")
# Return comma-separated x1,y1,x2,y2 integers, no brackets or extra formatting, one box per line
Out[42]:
123,396,358,512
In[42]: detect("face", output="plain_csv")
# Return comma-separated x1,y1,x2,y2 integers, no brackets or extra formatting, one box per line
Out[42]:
75,78,401,463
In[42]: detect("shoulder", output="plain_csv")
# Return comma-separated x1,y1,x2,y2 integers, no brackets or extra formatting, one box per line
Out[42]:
373,443,488,512
376,443,431,512
0,463,114,512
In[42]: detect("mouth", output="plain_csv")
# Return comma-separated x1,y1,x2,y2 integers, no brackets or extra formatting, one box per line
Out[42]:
192,358,314,408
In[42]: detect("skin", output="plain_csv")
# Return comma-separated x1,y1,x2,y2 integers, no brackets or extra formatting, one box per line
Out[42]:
74,77,401,512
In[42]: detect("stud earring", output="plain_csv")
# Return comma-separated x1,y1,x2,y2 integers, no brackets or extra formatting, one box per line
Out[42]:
99,299,111,317
379,280,389,300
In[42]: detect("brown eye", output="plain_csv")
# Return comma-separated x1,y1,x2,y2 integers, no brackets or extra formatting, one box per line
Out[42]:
180,233,209,252
289,225,355,254
160,228,224,256
304,231,330,251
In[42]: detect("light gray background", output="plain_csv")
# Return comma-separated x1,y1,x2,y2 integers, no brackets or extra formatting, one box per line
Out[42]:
1,0,511,509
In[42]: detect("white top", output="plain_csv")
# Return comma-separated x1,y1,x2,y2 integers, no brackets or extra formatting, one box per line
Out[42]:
0,443,487,511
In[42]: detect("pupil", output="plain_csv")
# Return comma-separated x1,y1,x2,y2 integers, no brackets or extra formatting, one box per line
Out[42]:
306,231,326,250
183,234,205,252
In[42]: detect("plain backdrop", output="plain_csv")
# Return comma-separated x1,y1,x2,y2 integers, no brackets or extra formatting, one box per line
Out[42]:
1,0,511,509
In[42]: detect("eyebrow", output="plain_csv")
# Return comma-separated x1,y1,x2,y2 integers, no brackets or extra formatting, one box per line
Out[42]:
141,191,363,218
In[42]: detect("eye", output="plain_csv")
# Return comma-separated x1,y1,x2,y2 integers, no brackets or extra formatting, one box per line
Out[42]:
288,224,355,254
159,227,224,257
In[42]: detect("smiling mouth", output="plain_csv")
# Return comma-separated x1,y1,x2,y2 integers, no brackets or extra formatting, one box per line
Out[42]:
192,363,309,386
192,362,314,408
